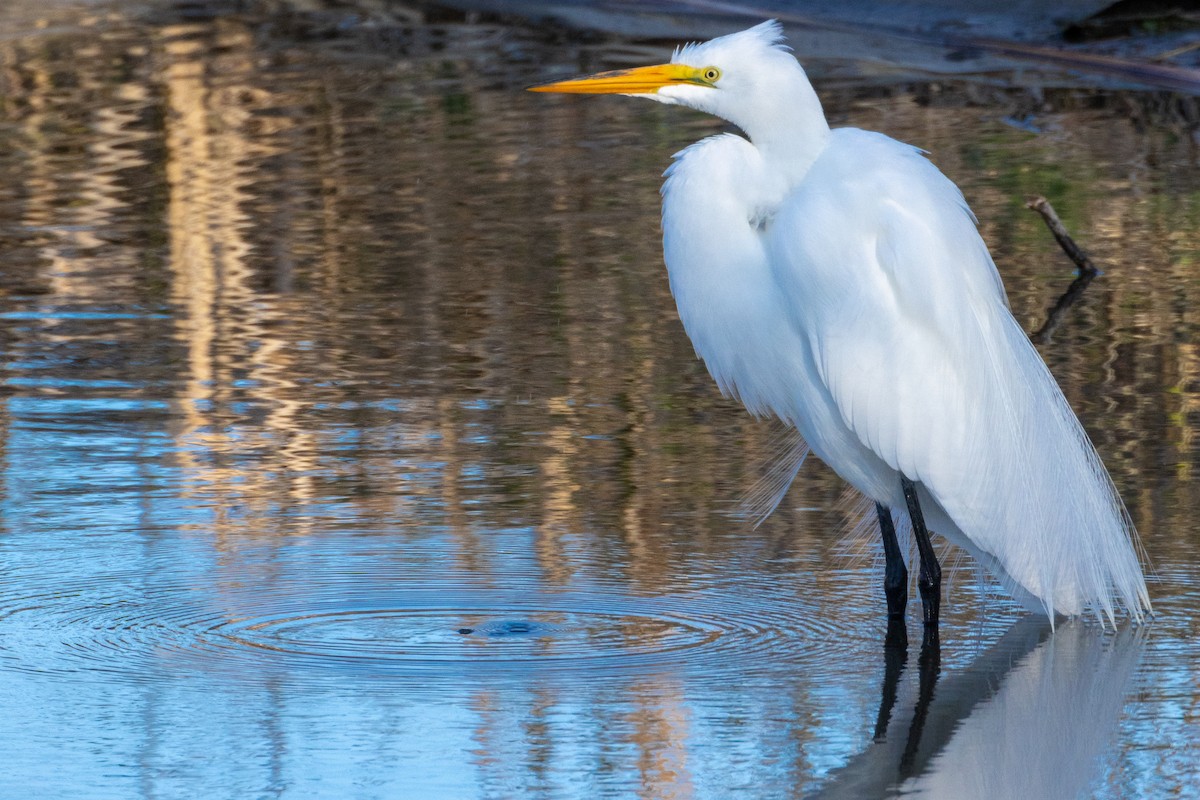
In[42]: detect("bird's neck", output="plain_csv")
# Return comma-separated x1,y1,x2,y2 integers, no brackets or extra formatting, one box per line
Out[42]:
743,78,830,183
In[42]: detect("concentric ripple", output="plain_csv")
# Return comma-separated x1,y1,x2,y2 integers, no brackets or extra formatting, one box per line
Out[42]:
209,595,718,667
190,583,859,685
0,568,862,687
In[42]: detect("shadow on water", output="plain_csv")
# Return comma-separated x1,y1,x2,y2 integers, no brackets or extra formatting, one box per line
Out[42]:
813,619,1146,799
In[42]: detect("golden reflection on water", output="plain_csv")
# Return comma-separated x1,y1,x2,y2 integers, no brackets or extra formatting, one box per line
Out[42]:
0,5,1197,797
0,0,1190,606
161,19,330,539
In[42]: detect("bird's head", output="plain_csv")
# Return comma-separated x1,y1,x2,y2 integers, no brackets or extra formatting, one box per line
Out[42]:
529,21,822,151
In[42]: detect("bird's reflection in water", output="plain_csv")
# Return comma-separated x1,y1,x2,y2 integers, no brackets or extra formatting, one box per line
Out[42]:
813,617,1145,799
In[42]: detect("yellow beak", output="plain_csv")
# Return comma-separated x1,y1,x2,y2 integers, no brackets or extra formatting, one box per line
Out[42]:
528,63,705,95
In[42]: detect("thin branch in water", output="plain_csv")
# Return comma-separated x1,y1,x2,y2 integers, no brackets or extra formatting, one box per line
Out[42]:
1026,195,1101,344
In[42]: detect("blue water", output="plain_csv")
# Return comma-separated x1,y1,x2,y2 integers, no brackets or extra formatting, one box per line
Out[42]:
0,3,1197,798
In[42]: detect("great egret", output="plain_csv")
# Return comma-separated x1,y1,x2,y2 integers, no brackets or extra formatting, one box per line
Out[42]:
530,21,1150,630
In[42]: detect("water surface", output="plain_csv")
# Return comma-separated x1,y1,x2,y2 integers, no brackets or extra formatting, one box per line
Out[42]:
0,3,1197,798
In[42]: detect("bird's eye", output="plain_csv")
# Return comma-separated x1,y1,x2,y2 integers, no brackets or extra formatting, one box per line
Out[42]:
702,66,721,83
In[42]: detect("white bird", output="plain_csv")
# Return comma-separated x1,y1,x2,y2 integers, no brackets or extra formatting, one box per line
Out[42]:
530,21,1150,630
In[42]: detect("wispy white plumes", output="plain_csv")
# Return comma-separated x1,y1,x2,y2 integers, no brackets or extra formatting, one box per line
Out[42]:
738,427,809,527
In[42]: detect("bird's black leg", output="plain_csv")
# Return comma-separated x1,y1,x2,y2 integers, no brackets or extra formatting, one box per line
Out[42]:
876,502,908,647
901,477,941,633
873,502,909,739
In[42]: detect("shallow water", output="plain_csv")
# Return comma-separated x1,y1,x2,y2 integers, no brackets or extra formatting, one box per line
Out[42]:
0,3,1197,798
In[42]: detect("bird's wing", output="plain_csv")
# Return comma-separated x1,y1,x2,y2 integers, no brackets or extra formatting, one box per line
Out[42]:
770,132,1004,493
768,130,1148,620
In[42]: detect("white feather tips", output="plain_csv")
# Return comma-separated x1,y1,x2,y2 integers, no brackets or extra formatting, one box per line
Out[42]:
738,427,810,527
672,20,788,66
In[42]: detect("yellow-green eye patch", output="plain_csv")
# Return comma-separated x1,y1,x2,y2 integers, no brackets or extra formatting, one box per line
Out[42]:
702,66,722,83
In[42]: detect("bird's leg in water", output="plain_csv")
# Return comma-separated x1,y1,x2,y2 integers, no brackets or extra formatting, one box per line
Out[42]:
901,477,941,631
875,502,909,646
875,501,910,736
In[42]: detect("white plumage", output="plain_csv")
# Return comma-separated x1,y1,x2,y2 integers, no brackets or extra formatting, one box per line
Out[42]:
532,21,1150,623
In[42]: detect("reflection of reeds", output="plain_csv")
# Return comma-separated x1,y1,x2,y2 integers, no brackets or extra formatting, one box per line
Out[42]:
160,21,323,540
0,8,1195,591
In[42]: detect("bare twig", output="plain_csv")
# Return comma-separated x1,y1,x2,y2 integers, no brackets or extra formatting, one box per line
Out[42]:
1026,196,1100,344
